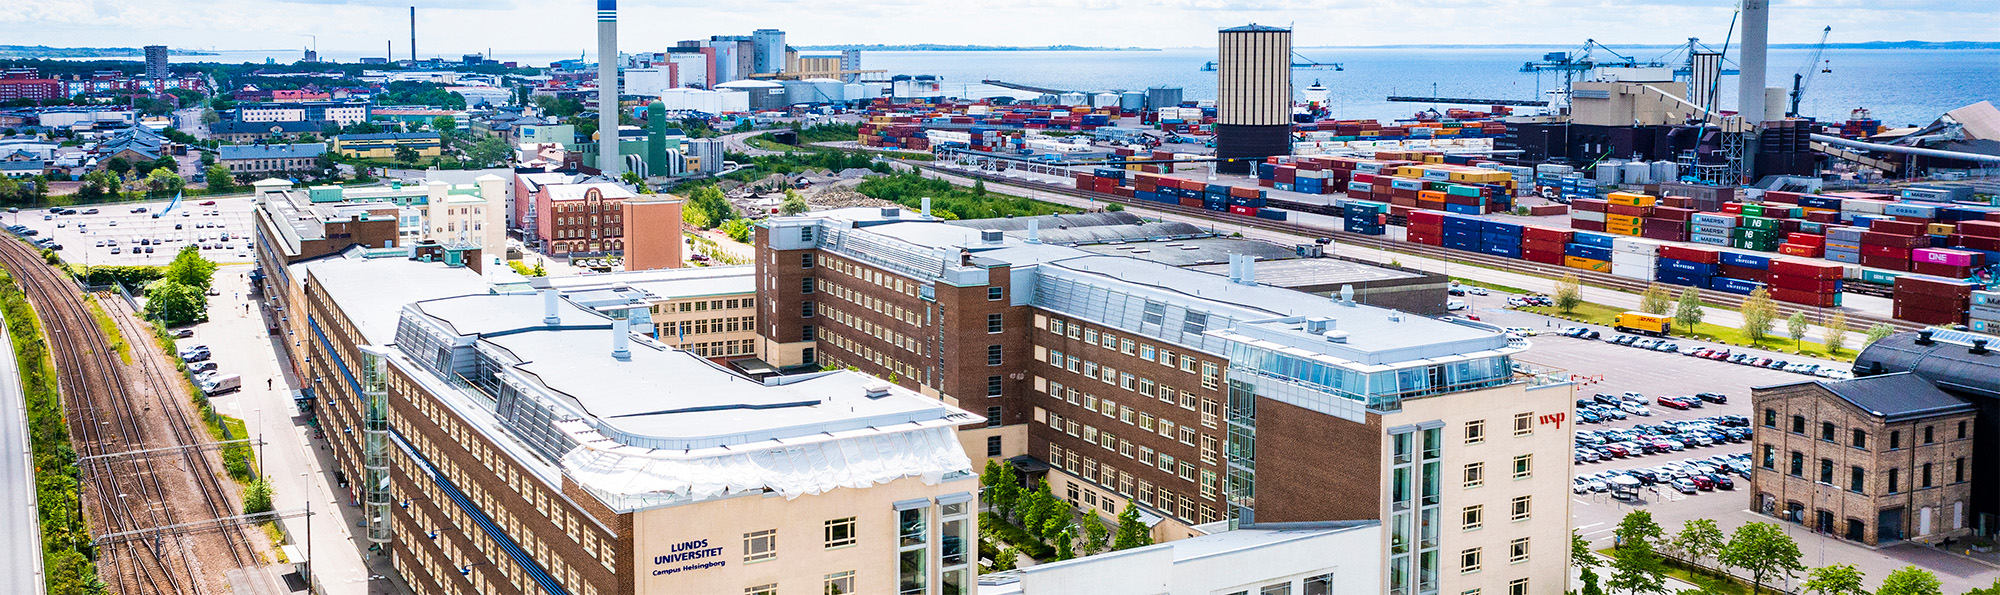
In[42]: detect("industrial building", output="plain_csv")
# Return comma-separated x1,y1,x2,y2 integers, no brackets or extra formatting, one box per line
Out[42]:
1213,25,1293,174
752,207,1576,595
261,250,981,595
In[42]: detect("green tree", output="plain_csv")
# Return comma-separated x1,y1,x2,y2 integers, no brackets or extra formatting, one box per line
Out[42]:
465,134,512,167
1112,505,1152,550
973,179,987,196
1718,522,1804,595
780,188,809,215
720,218,752,243
432,114,457,135
105,157,131,178
980,460,1021,519
1673,287,1705,335
1609,511,1670,595
164,245,218,292
682,185,734,229
1875,565,1942,595
1786,312,1810,351
989,546,1018,571
242,479,274,515
1080,512,1109,555
1864,323,1896,348
393,145,420,166
1800,564,1867,595
1672,518,1725,571
1555,274,1583,315
144,167,184,196
205,164,235,192
202,108,220,124
1052,524,1075,560
1641,283,1674,315
1960,579,2000,595
1574,531,1607,595
141,280,208,325
1741,288,1779,345
1822,311,1850,355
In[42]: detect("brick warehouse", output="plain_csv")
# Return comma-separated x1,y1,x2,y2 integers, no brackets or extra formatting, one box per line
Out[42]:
752,207,1577,595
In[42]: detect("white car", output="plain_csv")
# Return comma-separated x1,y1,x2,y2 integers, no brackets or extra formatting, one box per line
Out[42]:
1447,299,1468,311
1620,402,1652,416
1502,326,1539,337
1466,286,1490,296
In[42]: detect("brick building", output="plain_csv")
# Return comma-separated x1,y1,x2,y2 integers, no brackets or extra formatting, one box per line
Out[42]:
1750,372,1977,545
532,182,635,257
752,207,1576,595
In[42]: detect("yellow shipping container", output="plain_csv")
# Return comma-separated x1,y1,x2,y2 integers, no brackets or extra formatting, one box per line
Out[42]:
1359,130,1380,137
1605,224,1642,236
1928,223,1956,235
1565,256,1611,272
1423,155,1444,163
1605,214,1641,226
1607,192,1657,207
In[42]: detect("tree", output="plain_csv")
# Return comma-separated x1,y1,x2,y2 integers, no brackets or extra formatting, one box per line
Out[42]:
242,479,274,515
1874,565,1942,595
1641,283,1674,315
1112,505,1152,550
720,217,752,243
144,167,184,196
1053,524,1076,560
205,164,236,192
432,115,457,135
1608,511,1670,595
201,108,220,124
142,280,208,325
1740,288,1779,345
1672,518,1725,571
1864,323,1896,348
164,245,218,292
1800,564,1867,595
989,546,1018,571
780,188,809,215
1786,312,1810,351
1673,288,1705,335
1080,512,1109,555
1718,522,1803,595
1555,274,1583,314
1821,311,1850,355
980,460,1021,519
105,157,131,178
464,135,512,167
393,145,420,166
1574,531,1607,595
973,179,988,196
1960,579,2000,595
682,185,734,229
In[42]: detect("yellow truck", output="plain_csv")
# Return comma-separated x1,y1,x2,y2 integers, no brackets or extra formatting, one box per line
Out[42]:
1614,311,1672,336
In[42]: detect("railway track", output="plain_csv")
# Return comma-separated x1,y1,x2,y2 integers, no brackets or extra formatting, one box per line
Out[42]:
919,163,1929,334
0,237,253,594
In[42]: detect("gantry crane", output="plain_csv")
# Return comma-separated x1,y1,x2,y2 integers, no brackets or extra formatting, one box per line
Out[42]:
1519,39,1669,111
1786,26,1833,118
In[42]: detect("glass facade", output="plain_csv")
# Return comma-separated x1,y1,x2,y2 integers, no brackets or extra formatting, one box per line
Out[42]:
1387,427,1441,595
898,507,928,595
1225,342,1513,411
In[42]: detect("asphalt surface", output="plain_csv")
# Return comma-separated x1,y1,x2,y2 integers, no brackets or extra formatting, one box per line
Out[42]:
0,307,44,595
8,196,261,267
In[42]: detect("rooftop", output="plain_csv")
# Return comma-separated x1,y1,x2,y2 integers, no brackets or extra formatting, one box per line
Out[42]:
1765,372,1977,423
546,265,756,305
219,143,326,161
1076,236,1298,267
297,248,494,343
1186,257,1428,287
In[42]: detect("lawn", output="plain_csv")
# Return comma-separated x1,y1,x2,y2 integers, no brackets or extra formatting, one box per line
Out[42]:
1590,549,1748,595
1519,301,1859,362
1449,277,1533,296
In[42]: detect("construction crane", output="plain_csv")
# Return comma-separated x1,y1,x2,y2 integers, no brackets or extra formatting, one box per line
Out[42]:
1520,39,1669,111
1786,26,1833,118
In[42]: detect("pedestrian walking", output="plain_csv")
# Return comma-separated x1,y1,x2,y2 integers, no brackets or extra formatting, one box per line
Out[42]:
268,378,273,390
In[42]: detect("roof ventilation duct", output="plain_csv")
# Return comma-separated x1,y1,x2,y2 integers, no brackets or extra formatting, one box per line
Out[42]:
1973,338,1991,355
542,288,561,325
981,229,1004,244
863,382,893,399
1340,284,1356,306
881,207,900,219
611,316,631,361
1304,317,1334,334
1916,330,1935,346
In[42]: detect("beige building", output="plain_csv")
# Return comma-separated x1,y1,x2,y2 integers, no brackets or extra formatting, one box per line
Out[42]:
545,266,759,361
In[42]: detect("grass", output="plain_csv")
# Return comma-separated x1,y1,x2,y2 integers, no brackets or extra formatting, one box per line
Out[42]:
1520,300,1859,362
1592,547,1749,595
142,317,260,483
1449,277,1533,296
744,136,801,152
82,294,131,364
0,264,105,593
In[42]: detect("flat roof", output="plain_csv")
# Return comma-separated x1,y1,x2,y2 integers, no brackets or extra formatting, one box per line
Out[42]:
546,265,755,302
299,250,494,343
1186,257,1427,287
1077,237,1299,267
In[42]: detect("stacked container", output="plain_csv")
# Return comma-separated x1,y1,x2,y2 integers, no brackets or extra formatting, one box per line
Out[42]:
1910,248,1984,279
1480,220,1524,259
1893,276,1977,325
1564,232,1614,273
1571,198,1608,232
1766,259,1844,307
1521,226,1571,265
1860,219,1930,272
1610,237,1660,280
1689,212,1738,247
1973,291,2000,334
1344,201,1388,235
1441,215,1481,252
1407,210,1443,246
1655,245,1720,288
1824,226,1863,264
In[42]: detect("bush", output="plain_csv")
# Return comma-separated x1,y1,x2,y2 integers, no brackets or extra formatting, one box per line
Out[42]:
856,171,1078,220
980,511,1055,560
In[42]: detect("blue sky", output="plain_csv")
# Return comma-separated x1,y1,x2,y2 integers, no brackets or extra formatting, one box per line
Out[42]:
3,0,1995,57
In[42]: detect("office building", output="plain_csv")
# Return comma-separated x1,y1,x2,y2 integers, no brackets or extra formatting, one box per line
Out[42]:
545,266,754,359
751,208,1575,595
531,181,636,257
144,45,169,80
209,120,326,144
751,29,786,75
982,522,1378,595
267,252,980,595
217,143,327,176
330,133,443,159
237,100,371,125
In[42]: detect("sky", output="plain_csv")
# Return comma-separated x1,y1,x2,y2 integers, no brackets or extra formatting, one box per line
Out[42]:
3,0,1996,59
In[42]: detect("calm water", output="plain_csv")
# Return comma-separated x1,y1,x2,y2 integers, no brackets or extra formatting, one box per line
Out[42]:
143,46,2000,125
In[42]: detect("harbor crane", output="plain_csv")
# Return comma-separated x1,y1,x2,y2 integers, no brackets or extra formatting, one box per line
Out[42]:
1786,26,1833,118
1519,39,1669,110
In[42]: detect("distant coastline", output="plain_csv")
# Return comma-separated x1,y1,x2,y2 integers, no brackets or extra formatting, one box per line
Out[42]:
1291,40,2000,50
794,44,1155,52
0,45,215,59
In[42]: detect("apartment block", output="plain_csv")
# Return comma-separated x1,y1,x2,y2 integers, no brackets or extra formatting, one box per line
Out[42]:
751,207,1576,595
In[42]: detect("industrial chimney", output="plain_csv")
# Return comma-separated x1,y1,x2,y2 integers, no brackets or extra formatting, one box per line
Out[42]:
596,0,623,179
1736,0,1769,124
1214,24,1293,175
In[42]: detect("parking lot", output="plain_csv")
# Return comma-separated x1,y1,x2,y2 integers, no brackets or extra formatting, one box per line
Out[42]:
5,196,261,267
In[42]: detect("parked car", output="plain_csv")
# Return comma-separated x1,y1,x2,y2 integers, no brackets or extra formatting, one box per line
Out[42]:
1621,402,1652,416
189,361,219,374
1656,396,1690,410
1670,478,1700,494
1695,392,1729,404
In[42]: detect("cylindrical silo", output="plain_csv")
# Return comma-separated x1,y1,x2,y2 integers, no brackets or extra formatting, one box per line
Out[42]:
1214,24,1292,174
1120,91,1145,112
1147,86,1183,110
1092,92,1120,108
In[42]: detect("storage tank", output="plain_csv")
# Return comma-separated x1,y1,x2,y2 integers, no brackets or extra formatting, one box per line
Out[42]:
1034,94,1060,106
1120,91,1145,112
1146,86,1184,110
781,80,818,105
1621,161,1650,185
1594,160,1622,185
806,78,845,105
715,80,787,110
1058,92,1089,106
1092,92,1120,108
1650,161,1678,183
842,83,869,102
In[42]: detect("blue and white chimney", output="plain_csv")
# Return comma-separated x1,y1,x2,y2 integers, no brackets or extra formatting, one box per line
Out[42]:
596,0,622,179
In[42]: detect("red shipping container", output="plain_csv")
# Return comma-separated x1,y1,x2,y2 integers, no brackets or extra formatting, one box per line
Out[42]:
1642,218,1686,232
1862,232,1925,248
1911,261,1973,279
1521,238,1566,253
1894,303,1967,326
1258,179,1274,188
1805,211,1840,224
1179,197,1203,208
1572,220,1607,232
1894,275,1976,299
1407,211,1445,225
1771,288,1840,307
1606,203,1653,217
1859,254,1911,271
1958,220,2000,238
1869,220,1926,235
1408,232,1441,246
1522,249,1566,265
1764,190,1804,204
1571,199,1608,213
1658,245,1721,264
1954,235,2000,252
1768,274,1841,293
1230,186,1260,199
1651,206,1695,221
1522,226,1573,243
1767,259,1843,279
1785,233,1825,246
1861,244,1912,259
1640,228,1689,242
1229,205,1257,216
1721,203,1743,214
1777,243,1823,258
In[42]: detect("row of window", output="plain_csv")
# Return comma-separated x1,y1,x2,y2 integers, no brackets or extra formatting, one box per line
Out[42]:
1460,455,1534,489
823,304,925,358
1046,380,1215,450
1458,538,1533,574
1048,443,1222,525
1764,446,1967,493
1767,408,1967,450
659,315,757,338
1045,317,1221,390
678,338,756,358
1043,411,1218,496
818,254,922,299
820,335,927,387
1457,496,1533,531
662,297,753,314
820,279,924,328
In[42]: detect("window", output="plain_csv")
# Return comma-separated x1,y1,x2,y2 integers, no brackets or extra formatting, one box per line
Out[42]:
1509,537,1530,563
1959,421,1968,439
746,584,777,595
1084,329,1098,344
1460,548,1483,574
1852,429,1867,449
1851,466,1865,493
988,286,1004,301
801,301,816,318
987,345,1003,366
1462,505,1484,530
802,276,816,294
1463,462,1485,489
1465,420,1486,444
987,313,1004,333
986,435,1002,457
744,529,778,562
1789,452,1804,477
1922,463,1933,488
825,517,857,549
1509,578,1529,595
1303,573,1334,595
1887,468,1900,494
1510,496,1530,521
1512,454,1532,480
1121,338,1136,355
801,347,816,364
986,406,1002,428
801,325,816,341
801,253,815,269
1139,345,1155,360
825,571,856,595
1891,430,1901,449
1958,458,1967,483
1925,425,1935,444
1791,415,1805,434
1201,362,1220,390
1763,408,1777,427
1761,445,1775,469
1821,422,1836,442
1182,311,1208,334
988,376,1003,397
1819,459,1834,484
899,507,927,595
1513,412,1534,436
799,226,814,243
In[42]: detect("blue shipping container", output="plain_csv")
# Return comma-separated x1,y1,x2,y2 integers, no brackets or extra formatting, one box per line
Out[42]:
1570,232,1615,249
1480,243,1522,258
1564,244,1612,261
1658,258,1717,276
1709,277,1764,295
1718,252,1771,269
1481,220,1524,236
1444,203,1483,215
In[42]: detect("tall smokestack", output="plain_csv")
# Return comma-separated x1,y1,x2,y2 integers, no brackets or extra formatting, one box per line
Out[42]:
409,7,416,63
597,0,623,179
1736,0,1769,124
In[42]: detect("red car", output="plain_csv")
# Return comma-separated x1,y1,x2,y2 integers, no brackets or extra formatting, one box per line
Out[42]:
199,200,217,206
1656,396,1691,410
1602,444,1630,458
1689,474,1716,490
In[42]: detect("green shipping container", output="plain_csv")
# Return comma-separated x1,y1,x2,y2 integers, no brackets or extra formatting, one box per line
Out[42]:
1731,227,1778,240
1741,216,1782,231
1731,238,1777,251
1740,204,1764,217
1860,269,1904,285
1447,185,1481,197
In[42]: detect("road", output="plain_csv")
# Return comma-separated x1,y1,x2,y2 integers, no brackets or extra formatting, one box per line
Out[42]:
720,130,782,157
912,162,1881,349
0,307,45,595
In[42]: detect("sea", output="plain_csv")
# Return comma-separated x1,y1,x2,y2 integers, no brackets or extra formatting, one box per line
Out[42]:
132,46,2000,126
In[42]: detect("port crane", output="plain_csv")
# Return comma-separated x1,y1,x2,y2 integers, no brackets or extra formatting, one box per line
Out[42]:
1786,26,1833,118
1201,50,1343,71
1519,40,1669,111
